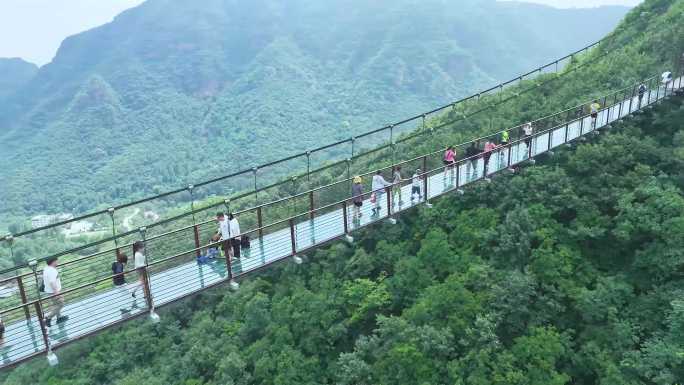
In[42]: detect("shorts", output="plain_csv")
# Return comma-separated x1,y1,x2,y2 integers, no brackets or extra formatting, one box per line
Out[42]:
411,186,421,195
353,201,362,207
443,160,455,167
591,112,598,119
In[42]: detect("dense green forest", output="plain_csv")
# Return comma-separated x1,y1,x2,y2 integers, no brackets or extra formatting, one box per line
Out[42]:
0,0,629,220
0,0,683,383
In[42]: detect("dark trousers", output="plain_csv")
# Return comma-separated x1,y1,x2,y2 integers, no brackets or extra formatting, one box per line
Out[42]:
231,238,241,259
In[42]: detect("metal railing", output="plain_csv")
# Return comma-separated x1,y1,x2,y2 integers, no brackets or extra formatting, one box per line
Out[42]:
0,71,680,369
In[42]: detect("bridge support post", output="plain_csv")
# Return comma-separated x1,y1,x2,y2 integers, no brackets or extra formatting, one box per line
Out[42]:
138,227,159,323
342,202,354,243
257,207,263,239
385,187,396,224
309,191,315,221
289,219,302,264
6,236,31,321
17,276,30,321
29,260,51,358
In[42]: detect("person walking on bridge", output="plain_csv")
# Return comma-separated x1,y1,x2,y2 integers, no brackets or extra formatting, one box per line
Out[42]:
662,71,673,92
522,122,534,160
443,146,456,185
228,213,241,260
215,212,233,261
42,257,68,327
483,141,497,177
112,252,135,311
130,241,147,307
392,166,405,210
411,169,423,204
590,100,601,129
465,142,480,181
351,176,364,224
371,170,391,217
637,83,647,109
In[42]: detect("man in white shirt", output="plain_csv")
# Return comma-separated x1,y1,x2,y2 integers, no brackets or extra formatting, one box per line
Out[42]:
215,212,233,260
42,257,67,327
371,170,391,216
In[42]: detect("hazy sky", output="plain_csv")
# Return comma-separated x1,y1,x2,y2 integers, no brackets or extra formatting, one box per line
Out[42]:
0,0,145,65
0,0,641,66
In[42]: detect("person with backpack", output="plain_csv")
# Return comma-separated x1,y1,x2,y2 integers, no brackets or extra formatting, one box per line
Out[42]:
371,170,391,216
42,257,67,327
112,253,135,310
465,142,480,181
637,83,647,109
351,176,364,223
443,146,456,184
411,168,423,203
590,100,601,129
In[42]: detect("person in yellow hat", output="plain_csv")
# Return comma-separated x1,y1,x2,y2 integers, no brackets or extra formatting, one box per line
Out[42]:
351,176,363,222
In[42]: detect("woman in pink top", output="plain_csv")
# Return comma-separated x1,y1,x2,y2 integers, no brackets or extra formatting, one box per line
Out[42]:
443,146,456,182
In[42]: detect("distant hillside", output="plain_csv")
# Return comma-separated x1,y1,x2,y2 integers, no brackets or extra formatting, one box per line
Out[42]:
0,0,630,217
0,58,37,101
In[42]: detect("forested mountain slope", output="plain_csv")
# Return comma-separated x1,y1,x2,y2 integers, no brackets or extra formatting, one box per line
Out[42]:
0,0,629,218
0,59,37,102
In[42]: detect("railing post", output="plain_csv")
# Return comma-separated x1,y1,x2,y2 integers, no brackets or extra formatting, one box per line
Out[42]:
138,227,156,319
342,202,349,234
29,260,49,353
422,155,428,200
193,225,201,258
306,151,311,184
289,219,296,256
189,184,201,257
257,207,263,238
309,190,315,220
385,186,392,216
564,123,569,144
33,302,49,352
17,276,30,321
547,129,553,151
5,235,30,320
108,207,119,254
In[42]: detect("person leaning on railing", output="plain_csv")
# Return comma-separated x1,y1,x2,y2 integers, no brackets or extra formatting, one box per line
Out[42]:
42,257,68,327
371,171,391,217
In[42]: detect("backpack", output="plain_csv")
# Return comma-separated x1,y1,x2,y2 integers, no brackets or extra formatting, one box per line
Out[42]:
240,235,251,249
111,262,125,285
